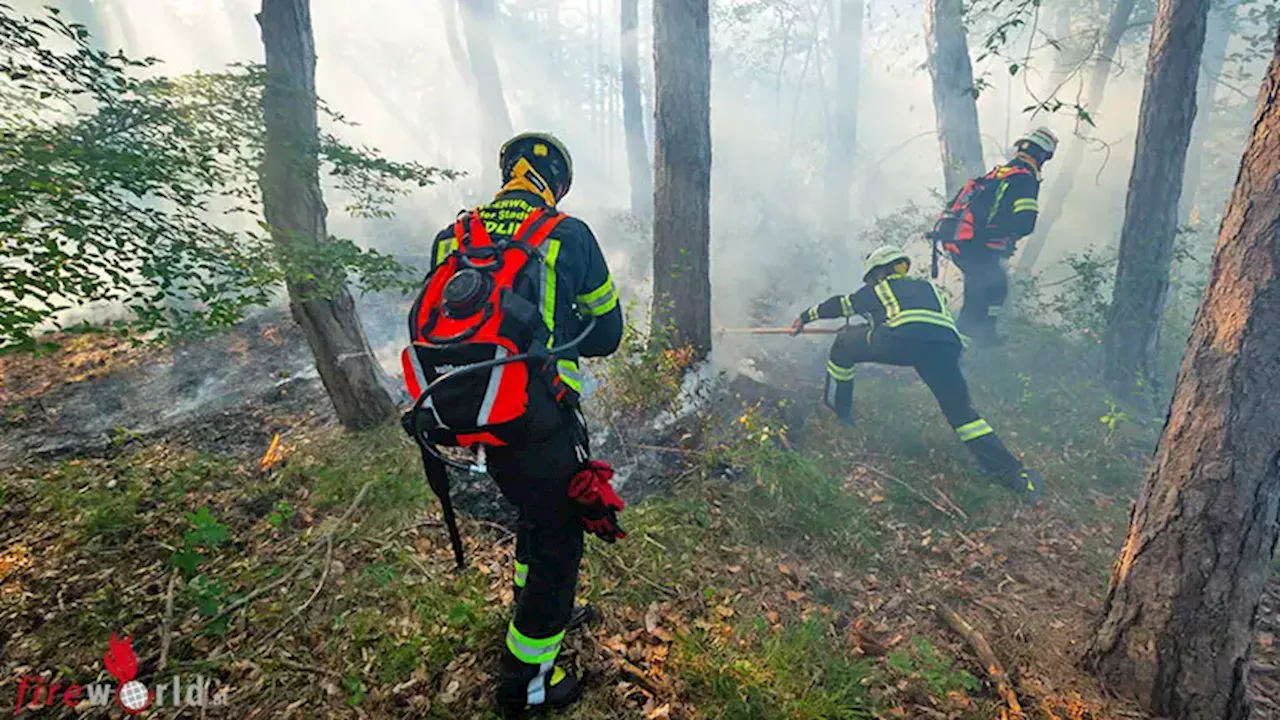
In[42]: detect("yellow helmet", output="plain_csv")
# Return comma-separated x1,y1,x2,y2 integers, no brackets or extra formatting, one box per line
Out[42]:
499,131,574,200
863,245,911,281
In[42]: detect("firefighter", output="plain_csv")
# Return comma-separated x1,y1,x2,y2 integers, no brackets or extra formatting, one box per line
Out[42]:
934,127,1058,346
424,132,625,717
791,245,1042,498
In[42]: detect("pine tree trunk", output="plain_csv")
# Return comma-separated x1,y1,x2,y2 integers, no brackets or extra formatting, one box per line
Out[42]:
924,0,984,197
1017,0,1138,276
1180,0,1235,221
458,0,513,189
621,0,653,218
257,0,396,430
1083,27,1280,717
651,0,711,358
823,0,863,235
1102,0,1210,393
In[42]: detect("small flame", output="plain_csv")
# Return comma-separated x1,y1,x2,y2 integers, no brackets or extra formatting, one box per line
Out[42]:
259,433,286,471
103,633,138,683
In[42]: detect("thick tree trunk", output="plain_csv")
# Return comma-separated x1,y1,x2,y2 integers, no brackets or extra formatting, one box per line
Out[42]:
439,0,473,85
823,0,863,235
621,0,652,218
458,0,513,189
257,0,396,430
924,0,984,197
1180,0,1235,221
1102,0,1210,393
1016,0,1138,276
1083,28,1280,718
651,0,711,358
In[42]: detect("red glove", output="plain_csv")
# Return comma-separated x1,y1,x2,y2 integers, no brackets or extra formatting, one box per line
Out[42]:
568,460,627,542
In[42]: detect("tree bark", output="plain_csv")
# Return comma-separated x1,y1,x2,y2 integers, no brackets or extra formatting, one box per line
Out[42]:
823,0,863,235
651,0,712,358
1102,0,1210,393
924,0,985,197
438,0,474,86
1180,0,1236,222
1016,0,1139,276
458,0,513,189
257,0,397,430
1083,27,1280,718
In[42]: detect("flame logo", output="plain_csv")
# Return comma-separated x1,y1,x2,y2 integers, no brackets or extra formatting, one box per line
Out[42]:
103,633,137,683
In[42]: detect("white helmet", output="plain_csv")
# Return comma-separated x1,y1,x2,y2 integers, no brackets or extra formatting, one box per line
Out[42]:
1019,127,1059,157
863,245,911,281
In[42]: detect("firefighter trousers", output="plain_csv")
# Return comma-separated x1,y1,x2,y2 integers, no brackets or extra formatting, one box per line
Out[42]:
825,326,1024,479
487,408,588,708
950,248,1007,346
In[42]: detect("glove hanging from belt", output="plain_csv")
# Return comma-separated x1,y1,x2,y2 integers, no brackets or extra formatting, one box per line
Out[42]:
568,460,627,543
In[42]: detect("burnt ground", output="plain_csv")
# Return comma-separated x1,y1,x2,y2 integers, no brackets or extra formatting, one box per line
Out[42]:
1,324,1280,718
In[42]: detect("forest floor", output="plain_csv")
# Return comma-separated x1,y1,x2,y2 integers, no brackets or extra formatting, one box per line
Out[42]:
1,314,1278,719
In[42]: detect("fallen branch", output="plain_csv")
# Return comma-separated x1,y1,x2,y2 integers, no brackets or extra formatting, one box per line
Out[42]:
158,571,178,673
193,480,374,637
296,535,334,616
934,602,1024,719
856,464,982,551
259,656,343,678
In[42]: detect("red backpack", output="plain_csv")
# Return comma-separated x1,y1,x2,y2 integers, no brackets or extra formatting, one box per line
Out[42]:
932,165,1032,256
401,206,575,450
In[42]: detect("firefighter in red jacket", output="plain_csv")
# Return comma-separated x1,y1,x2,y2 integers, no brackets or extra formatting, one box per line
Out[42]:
418,132,625,717
934,127,1058,346
791,245,1042,498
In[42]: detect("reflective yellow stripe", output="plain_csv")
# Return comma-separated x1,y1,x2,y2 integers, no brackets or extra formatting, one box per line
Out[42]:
435,238,458,266
955,419,994,442
1012,198,1038,213
577,274,619,316
873,281,900,319
826,360,856,382
884,310,958,331
1021,472,1036,492
805,306,820,322
557,359,582,393
506,622,564,665
930,284,954,319
514,561,529,588
542,240,561,348
839,295,853,316
987,181,1009,224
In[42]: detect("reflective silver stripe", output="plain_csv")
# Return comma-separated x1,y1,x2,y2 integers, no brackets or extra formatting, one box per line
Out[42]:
477,346,507,425
527,661,553,705
825,374,839,407
409,348,448,428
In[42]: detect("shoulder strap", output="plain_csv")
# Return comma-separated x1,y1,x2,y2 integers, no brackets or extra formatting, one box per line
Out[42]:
452,210,492,251
510,208,568,250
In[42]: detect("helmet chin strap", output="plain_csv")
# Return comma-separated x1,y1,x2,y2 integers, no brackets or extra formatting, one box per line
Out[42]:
497,157,558,206
1014,150,1042,173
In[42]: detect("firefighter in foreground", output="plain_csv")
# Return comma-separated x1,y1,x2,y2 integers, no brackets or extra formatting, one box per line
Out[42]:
932,127,1058,346
791,245,1042,498
404,132,625,716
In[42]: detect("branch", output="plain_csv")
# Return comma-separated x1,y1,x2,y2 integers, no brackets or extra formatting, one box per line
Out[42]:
935,602,1024,718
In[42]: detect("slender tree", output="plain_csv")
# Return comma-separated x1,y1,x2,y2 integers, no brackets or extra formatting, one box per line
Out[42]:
458,0,513,189
651,0,711,357
1102,0,1210,393
823,0,863,234
257,0,397,429
1083,25,1280,718
1181,0,1237,221
621,0,653,218
1017,0,1138,275
924,0,984,196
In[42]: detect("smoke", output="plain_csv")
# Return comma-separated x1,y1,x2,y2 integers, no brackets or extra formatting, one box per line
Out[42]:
31,0,1276,381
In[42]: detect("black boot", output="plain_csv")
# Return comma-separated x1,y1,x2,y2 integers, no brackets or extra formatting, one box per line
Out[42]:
498,655,581,718
822,373,855,427
1011,469,1042,502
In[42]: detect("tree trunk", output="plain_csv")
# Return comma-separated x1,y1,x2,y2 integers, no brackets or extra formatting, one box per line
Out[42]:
257,0,397,430
823,0,863,234
1180,0,1235,222
651,0,712,358
1016,0,1138,276
1083,27,1280,718
924,0,985,197
621,0,653,218
439,0,473,85
458,0,513,189
1102,0,1210,393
